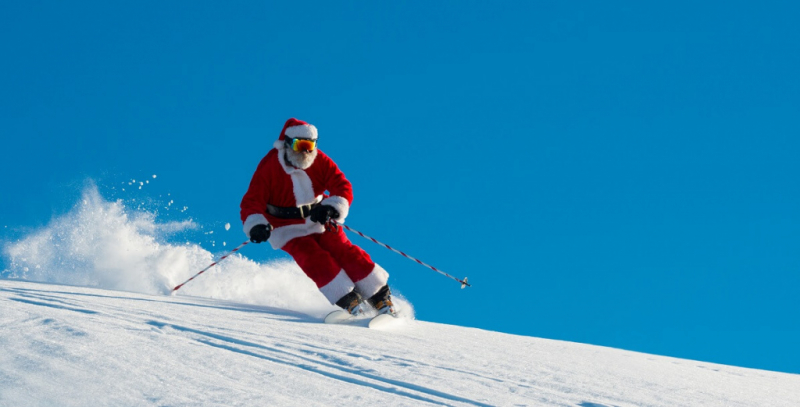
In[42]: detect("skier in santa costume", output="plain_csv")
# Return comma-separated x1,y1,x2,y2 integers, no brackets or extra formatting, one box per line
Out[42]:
240,118,395,317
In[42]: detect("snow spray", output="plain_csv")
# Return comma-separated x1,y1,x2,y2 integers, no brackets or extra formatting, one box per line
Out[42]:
171,241,249,293
1,183,344,317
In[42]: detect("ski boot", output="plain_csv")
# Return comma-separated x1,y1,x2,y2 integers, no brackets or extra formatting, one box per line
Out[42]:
367,285,396,316
335,290,365,316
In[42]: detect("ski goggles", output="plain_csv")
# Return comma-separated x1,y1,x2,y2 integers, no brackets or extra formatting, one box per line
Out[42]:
286,137,317,152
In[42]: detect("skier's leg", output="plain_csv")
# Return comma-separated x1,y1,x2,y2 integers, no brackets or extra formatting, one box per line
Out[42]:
282,234,357,307
318,227,389,300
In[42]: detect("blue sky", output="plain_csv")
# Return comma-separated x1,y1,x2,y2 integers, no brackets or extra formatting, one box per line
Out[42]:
2,1,799,374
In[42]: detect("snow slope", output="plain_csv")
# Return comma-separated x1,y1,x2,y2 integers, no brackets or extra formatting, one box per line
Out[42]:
2,279,798,407
2,185,799,405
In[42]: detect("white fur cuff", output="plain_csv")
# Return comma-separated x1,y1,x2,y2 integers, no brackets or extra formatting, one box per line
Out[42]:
322,196,350,223
319,269,355,304
355,264,390,298
243,214,269,238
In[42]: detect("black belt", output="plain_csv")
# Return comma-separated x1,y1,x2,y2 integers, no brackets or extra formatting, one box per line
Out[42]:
267,203,320,219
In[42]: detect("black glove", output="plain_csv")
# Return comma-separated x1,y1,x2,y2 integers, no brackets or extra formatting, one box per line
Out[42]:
310,204,339,224
249,224,271,243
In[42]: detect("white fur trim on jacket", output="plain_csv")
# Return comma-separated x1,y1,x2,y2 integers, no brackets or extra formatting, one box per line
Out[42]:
319,269,355,304
285,124,318,140
321,195,350,223
243,214,269,238
354,264,390,299
268,219,325,250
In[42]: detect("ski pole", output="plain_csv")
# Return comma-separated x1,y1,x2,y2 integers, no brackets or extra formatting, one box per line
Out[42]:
331,220,471,289
171,241,250,293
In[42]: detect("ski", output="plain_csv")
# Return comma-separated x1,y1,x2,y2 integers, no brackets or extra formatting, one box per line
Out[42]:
367,313,400,329
324,309,360,324
324,310,401,329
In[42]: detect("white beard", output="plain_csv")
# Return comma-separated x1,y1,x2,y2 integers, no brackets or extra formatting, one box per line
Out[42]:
285,148,318,169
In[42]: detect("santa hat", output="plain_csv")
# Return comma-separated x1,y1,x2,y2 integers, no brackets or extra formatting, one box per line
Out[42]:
278,118,318,142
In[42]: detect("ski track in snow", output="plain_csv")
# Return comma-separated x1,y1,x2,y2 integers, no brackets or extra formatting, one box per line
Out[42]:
142,320,489,406
2,280,800,407
0,283,493,406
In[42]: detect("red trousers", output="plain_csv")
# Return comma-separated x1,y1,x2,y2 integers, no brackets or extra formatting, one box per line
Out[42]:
282,227,388,304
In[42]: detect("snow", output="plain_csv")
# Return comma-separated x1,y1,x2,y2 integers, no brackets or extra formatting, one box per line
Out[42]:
1,279,798,407
1,184,798,405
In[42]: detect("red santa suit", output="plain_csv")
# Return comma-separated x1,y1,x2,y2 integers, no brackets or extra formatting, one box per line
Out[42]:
240,118,389,304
